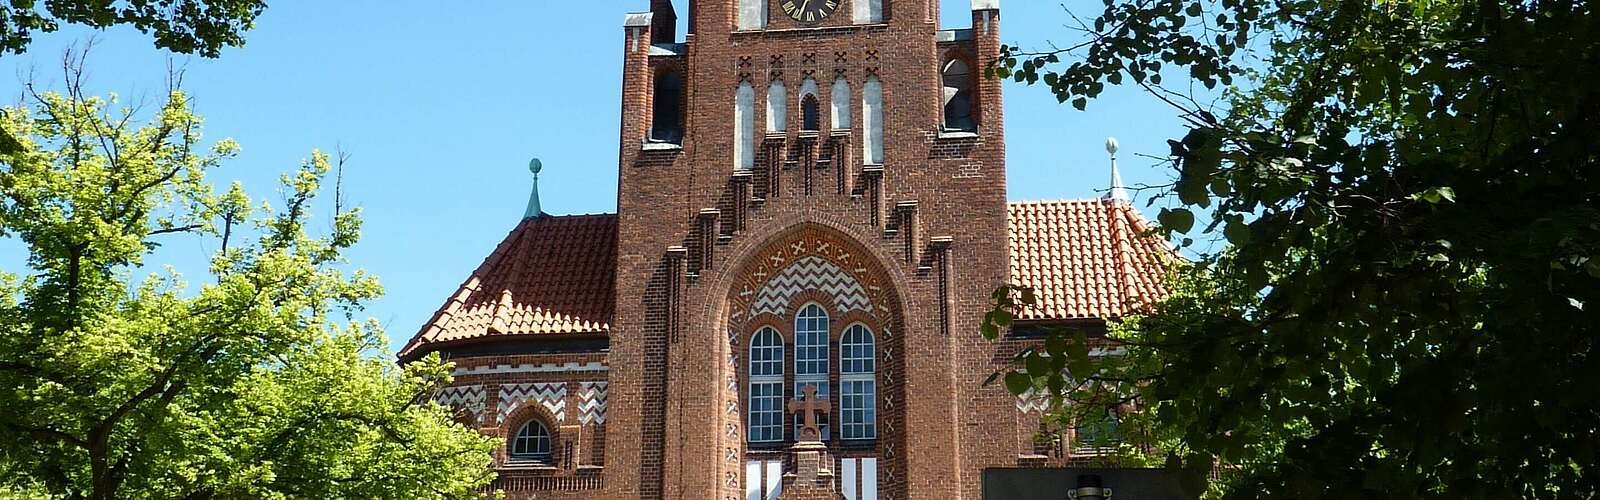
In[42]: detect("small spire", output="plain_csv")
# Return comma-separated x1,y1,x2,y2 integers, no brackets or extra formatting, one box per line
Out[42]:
1103,137,1129,202
524,158,544,219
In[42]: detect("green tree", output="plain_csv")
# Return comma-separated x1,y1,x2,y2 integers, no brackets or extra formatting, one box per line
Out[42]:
985,0,1600,496
0,0,264,57
0,61,494,498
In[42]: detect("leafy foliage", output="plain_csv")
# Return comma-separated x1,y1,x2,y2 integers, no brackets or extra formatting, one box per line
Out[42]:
986,0,1600,496
0,63,493,498
0,0,264,57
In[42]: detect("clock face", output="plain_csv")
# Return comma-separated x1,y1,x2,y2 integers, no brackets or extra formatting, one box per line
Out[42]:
781,0,840,23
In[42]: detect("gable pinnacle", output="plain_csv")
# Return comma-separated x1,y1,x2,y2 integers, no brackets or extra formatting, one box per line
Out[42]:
524,158,544,219
1104,137,1129,202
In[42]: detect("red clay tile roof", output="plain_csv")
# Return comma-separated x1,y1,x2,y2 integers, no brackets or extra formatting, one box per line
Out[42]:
1008,199,1176,321
399,214,617,358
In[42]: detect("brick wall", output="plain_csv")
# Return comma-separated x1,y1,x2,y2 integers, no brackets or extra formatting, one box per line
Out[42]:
608,1,1014,499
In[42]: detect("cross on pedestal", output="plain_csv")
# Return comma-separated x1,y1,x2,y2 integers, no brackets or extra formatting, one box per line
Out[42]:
787,384,830,442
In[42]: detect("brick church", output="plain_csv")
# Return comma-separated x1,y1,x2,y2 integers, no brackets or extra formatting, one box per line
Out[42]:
398,0,1172,498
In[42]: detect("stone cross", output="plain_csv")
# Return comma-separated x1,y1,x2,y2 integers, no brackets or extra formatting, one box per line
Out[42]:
786,384,830,442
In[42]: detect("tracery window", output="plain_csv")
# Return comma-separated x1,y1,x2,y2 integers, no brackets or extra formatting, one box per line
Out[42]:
840,323,877,440
793,304,830,439
748,327,785,442
510,419,552,460
744,303,881,444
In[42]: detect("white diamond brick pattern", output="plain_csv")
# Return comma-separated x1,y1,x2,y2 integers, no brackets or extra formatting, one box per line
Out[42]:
749,256,871,317
434,385,487,422
497,382,567,423
1016,387,1049,414
579,381,608,425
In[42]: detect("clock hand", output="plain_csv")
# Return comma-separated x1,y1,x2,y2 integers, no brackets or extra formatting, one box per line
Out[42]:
800,0,811,13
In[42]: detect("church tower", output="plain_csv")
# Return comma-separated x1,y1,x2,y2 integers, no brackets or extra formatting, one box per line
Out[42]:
610,1,1008,499
402,1,1176,499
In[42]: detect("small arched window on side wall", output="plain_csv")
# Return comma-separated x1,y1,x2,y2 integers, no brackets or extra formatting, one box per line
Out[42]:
748,327,785,442
942,57,976,132
840,323,877,440
735,81,756,170
510,419,552,461
799,78,820,131
830,78,851,129
650,69,683,144
862,76,884,164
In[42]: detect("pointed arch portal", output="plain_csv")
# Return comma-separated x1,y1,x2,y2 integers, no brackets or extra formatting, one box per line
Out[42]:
719,223,905,500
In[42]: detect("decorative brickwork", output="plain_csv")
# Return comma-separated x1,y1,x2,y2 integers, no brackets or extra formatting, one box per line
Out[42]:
399,1,1174,498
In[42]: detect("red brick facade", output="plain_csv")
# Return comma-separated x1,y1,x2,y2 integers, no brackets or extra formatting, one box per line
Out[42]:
401,1,1173,498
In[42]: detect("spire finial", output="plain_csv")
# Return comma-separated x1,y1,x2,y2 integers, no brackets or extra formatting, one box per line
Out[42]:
1104,137,1129,202
524,158,544,219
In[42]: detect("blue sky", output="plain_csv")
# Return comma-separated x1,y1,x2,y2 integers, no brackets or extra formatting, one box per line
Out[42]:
0,1,1206,353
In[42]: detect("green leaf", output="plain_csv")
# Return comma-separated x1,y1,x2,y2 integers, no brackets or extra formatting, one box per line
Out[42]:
1159,208,1197,233
1072,97,1087,110
1066,331,1092,379
1005,371,1034,396
993,308,1014,327
1025,352,1050,377
1224,219,1251,245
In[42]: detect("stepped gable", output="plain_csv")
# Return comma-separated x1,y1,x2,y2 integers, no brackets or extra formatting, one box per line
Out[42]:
400,213,617,359
1008,199,1176,321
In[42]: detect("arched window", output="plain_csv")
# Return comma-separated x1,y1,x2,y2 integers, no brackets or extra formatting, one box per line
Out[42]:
862,76,884,165
830,77,851,129
767,80,787,132
650,69,683,143
942,58,976,131
1074,407,1122,453
840,324,876,440
798,78,820,131
748,327,785,442
510,419,552,460
801,96,820,131
794,304,830,439
738,0,766,30
735,81,755,170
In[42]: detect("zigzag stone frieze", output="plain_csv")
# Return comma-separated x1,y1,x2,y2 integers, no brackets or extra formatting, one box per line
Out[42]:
497,382,567,423
434,385,487,422
749,256,871,317
1016,387,1050,414
579,381,608,425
